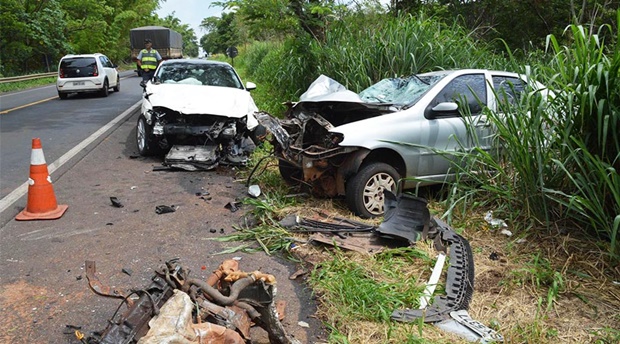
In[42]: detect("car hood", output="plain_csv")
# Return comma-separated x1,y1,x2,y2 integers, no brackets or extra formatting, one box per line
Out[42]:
145,83,258,118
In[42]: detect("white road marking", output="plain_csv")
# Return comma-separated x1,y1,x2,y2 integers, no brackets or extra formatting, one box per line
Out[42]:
0,101,141,215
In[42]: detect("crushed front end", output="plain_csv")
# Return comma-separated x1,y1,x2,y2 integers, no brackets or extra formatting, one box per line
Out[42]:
147,106,257,170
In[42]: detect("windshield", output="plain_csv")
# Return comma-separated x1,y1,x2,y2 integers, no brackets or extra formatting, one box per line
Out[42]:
155,63,243,89
359,73,446,106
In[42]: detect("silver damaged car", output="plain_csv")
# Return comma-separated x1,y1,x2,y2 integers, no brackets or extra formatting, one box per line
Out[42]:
257,69,541,218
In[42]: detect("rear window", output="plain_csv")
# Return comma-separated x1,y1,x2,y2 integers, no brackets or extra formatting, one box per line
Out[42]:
59,57,98,78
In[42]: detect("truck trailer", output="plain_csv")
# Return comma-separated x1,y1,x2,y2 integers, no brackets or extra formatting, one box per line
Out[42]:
130,26,183,75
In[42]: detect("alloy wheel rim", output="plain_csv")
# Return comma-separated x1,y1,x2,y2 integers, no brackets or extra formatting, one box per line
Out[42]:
362,172,395,216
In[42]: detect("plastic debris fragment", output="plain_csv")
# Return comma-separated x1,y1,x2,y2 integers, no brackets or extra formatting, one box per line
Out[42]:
484,211,508,228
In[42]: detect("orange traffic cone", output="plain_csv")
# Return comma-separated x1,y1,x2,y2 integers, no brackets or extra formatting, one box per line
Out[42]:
15,138,68,221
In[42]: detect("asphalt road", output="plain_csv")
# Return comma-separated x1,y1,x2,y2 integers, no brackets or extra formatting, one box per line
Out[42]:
0,71,141,201
0,78,324,343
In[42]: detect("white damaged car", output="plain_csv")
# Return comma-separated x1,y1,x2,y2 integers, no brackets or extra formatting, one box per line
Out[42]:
136,59,262,170
257,70,544,218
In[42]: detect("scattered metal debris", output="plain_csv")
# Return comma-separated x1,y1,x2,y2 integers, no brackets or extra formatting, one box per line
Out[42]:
279,212,374,233
84,260,127,301
80,258,299,344
155,205,176,214
109,197,124,208
225,201,242,212
281,192,503,342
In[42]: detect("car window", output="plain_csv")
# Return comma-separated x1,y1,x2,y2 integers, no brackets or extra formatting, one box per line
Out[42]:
359,74,445,106
431,74,487,116
492,76,525,106
101,55,114,68
59,57,98,78
156,63,243,89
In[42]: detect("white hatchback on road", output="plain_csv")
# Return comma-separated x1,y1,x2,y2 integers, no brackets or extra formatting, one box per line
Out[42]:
56,53,120,99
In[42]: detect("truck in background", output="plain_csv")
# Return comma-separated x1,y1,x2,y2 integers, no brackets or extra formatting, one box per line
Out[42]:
130,26,183,76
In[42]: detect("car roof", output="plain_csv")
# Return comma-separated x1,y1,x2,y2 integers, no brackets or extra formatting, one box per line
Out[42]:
420,69,520,77
61,53,105,59
160,59,233,67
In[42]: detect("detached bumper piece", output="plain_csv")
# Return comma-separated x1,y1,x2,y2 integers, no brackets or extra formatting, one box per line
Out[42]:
164,145,219,171
83,258,299,344
391,217,475,323
382,192,503,343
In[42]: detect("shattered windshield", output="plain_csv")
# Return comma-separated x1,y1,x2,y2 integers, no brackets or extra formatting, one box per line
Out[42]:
156,63,243,88
359,73,447,106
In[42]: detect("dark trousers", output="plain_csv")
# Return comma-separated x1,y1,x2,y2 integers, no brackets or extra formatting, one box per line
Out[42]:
141,69,155,82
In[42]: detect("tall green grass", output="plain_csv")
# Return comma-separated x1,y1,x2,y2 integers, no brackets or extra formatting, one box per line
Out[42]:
443,19,620,258
238,11,511,114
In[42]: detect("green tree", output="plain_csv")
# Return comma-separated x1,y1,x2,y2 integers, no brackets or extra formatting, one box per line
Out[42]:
0,0,70,75
159,13,199,57
200,12,240,54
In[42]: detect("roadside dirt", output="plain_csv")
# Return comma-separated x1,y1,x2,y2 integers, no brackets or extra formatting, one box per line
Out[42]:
0,110,327,344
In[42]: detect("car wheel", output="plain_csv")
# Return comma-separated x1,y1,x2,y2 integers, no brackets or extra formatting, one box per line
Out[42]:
100,79,109,97
346,162,399,218
136,115,160,156
278,159,303,185
113,77,120,92
58,91,67,100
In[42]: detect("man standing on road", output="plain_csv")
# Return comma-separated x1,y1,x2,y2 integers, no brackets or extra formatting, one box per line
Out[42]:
137,38,162,83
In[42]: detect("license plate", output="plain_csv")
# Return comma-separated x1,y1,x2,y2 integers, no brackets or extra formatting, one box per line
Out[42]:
73,81,85,86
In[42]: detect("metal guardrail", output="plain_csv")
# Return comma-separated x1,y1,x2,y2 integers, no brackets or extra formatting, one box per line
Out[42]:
0,72,57,84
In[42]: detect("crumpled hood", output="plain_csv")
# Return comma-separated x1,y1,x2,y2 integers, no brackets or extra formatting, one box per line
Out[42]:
146,84,257,118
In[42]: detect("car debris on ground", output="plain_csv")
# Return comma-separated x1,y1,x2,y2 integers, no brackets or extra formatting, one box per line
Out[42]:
279,191,504,342
78,258,299,344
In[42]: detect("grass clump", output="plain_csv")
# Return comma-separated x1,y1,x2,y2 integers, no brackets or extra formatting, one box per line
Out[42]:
0,77,56,93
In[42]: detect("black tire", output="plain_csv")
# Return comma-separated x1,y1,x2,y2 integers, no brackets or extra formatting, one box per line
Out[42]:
346,162,400,218
136,115,160,156
113,77,120,92
278,159,303,185
58,91,68,100
100,79,109,97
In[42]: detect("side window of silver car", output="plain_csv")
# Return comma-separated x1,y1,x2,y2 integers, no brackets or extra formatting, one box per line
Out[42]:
492,76,525,106
431,74,487,116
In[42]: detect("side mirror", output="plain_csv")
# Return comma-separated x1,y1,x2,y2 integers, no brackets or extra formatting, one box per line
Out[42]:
432,102,459,112
246,81,256,91
425,102,459,119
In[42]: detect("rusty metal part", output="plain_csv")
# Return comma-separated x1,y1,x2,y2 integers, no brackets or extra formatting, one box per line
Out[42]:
200,300,252,339
206,259,239,287
91,274,175,343
187,276,255,306
225,270,276,284
84,260,127,301
85,259,298,344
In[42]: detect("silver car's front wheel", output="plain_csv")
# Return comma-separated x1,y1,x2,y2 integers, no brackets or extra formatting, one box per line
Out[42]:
346,162,399,218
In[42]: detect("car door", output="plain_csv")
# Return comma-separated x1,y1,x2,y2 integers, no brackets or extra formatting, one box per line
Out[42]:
99,55,118,87
415,73,490,178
